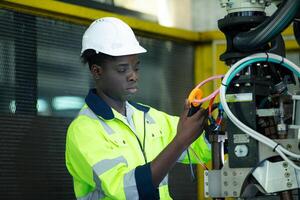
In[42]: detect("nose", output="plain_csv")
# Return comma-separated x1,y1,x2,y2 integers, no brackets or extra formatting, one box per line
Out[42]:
127,70,138,82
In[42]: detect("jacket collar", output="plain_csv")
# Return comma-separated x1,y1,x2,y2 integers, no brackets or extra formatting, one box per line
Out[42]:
85,89,150,120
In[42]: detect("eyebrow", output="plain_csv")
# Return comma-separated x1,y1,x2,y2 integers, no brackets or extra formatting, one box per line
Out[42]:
117,60,140,67
117,63,129,67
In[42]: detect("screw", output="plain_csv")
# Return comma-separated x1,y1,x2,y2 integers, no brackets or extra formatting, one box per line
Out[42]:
287,144,292,150
232,171,237,176
284,172,290,178
221,3,227,7
233,181,238,186
287,182,292,188
205,192,209,196
223,171,228,176
283,162,288,168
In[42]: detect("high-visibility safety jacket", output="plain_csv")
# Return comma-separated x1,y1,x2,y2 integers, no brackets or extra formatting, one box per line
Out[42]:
66,89,211,200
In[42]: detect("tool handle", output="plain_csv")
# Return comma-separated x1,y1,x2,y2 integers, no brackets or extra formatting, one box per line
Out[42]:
187,104,201,117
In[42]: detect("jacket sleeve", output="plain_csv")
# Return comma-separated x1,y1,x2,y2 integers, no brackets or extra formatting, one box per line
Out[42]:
180,134,212,164
156,110,211,164
66,116,158,200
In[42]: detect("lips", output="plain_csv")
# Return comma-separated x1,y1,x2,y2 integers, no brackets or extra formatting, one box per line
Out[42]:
126,86,138,93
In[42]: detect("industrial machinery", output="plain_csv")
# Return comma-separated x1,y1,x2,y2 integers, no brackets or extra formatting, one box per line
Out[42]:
204,0,300,199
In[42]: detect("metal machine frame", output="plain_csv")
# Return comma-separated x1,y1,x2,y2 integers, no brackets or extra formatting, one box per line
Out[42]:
205,1,300,199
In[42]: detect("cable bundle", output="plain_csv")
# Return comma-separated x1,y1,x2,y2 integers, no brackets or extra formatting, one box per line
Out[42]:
219,52,300,170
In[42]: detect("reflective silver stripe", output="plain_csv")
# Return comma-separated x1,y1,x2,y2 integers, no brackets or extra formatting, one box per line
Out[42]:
78,108,98,120
93,171,104,199
78,108,114,135
98,119,114,135
93,156,128,176
145,113,155,124
123,169,139,200
125,102,136,133
91,157,128,199
77,189,102,200
76,170,105,200
159,175,168,186
177,150,187,162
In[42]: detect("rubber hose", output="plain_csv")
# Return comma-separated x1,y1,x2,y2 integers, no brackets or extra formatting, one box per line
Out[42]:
233,0,300,52
294,8,300,46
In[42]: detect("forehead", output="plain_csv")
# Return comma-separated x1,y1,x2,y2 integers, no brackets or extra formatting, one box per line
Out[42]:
109,54,139,65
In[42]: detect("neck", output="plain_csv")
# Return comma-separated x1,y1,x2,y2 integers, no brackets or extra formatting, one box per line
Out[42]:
96,89,126,115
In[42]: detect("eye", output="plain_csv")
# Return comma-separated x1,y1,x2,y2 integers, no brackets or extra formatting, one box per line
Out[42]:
117,67,127,73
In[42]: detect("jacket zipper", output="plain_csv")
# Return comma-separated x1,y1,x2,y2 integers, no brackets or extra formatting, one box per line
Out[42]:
132,113,147,163
117,113,147,164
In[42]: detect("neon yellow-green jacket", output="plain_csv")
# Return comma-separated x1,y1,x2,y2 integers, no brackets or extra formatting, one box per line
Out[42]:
66,89,211,200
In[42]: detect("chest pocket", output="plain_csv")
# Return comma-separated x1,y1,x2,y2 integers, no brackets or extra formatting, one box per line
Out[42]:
94,116,129,148
145,114,163,140
149,126,163,139
145,123,165,160
108,134,129,147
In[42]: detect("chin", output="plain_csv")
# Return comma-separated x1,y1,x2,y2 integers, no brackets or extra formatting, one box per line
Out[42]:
123,93,136,101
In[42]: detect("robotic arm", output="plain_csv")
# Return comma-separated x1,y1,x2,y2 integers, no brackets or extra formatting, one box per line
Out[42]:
218,0,300,64
220,0,299,47
204,1,300,199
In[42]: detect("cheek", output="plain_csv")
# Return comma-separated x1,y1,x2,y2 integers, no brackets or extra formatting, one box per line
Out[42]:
106,77,126,90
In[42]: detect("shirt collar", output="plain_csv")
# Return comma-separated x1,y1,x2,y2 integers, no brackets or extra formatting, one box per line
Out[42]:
85,88,150,120
125,101,135,119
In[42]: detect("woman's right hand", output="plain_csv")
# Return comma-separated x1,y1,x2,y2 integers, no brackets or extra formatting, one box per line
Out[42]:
175,100,208,149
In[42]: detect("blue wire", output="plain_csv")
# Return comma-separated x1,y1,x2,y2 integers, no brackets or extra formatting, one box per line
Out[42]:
186,149,196,182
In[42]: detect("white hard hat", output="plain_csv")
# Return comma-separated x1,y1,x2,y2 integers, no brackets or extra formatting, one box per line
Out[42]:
81,17,147,56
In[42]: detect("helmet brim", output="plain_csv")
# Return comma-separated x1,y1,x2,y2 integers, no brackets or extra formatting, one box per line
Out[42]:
81,45,147,57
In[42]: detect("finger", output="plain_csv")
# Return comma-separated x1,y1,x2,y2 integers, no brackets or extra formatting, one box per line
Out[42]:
182,99,190,116
184,99,190,110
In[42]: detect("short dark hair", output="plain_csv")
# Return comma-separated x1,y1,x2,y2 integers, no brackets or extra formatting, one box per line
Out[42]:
81,49,115,69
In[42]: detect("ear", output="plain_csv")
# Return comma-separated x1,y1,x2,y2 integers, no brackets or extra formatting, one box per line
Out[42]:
90,64,103,79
